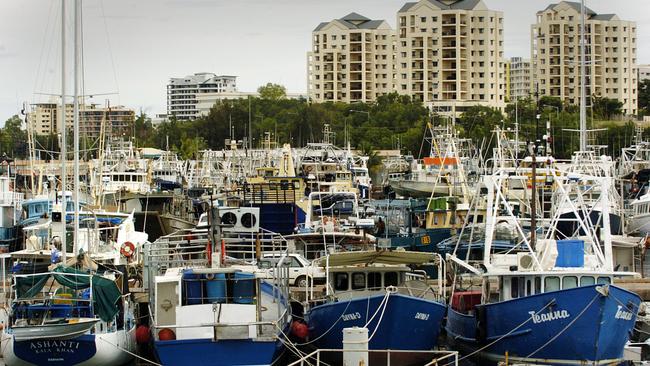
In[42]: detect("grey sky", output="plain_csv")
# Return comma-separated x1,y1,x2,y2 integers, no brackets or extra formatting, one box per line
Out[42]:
1,0,648,123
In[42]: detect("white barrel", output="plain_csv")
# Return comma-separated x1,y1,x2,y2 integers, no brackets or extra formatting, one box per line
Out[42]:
342,327,369,366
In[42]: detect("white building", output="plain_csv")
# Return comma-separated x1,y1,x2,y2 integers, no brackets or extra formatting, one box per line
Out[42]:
167,73,237,121
506,57,532,101
531,1,638,116
639,64,650,83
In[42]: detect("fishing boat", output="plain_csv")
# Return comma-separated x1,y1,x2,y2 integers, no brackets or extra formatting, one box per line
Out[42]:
287,191,375,260
303,250,447,363
445,159,641,365
146,209,292,366
388,123,476,199
1,264,136,365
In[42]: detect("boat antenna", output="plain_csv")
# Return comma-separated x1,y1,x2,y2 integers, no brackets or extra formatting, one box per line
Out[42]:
579,0,587,151
73,0,80,254
60,0,67,259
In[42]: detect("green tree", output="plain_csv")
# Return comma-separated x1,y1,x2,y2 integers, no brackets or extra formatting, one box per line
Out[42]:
457,106,504,143
257,83,287,100
134,111,153,146
592,96,623,120
2,115,26,157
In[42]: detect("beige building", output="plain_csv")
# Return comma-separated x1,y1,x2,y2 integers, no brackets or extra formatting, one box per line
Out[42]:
395,0,506,114
531,1,637,116
307,13,394,103
28,102,135,139
639,64,650,83
506,57,532,101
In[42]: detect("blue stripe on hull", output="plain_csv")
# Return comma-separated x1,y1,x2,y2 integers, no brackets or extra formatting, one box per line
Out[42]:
154,338,282,366
307,293,446,350
446,285,640,365
12,334,97,365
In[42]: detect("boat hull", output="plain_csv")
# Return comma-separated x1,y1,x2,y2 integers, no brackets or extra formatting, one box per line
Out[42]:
390,180,461,199
154,338,283,366
446,284,640,365
306,292,446,351
2,326,136,366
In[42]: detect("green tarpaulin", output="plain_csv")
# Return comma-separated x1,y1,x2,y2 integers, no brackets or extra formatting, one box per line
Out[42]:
15,266,122,322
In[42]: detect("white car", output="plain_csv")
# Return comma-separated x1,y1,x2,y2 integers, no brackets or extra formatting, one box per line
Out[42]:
257,253,325,287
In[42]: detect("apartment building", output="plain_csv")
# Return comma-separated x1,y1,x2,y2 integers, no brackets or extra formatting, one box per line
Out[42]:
506,57,532,101
28,102,135,139
167,73,237,120
531,1,637,116
307,13,394,103
639,64,650,83
395,0,506,114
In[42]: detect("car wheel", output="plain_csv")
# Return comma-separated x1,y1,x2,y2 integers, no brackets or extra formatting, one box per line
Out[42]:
295,275,309,288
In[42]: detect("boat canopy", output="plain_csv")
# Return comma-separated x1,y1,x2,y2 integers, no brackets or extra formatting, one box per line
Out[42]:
320,250,437,267
14,265,122,322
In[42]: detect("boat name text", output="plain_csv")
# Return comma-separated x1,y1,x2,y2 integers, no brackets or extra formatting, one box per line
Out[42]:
615,305,633,321
528,310,570,324
342,312,362,321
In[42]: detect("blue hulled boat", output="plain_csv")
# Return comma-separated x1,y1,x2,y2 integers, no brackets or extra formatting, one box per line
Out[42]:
148,224,292,366
445,162,640,365
305,250,446,356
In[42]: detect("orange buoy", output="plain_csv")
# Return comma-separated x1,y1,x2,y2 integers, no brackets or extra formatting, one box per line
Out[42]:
158,328,176,341
136,325,150,344
291,321,308,339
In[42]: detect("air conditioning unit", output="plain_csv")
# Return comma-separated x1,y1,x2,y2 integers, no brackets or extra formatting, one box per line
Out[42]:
517,252,535,272
220,207,260,233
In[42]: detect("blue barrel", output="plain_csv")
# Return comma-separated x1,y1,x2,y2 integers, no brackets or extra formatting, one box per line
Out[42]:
233,272,255,304
182,272,203,305
205,273,226,303
556,239,584,267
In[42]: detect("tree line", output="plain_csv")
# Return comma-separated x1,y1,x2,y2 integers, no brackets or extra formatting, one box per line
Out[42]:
3,80,650,164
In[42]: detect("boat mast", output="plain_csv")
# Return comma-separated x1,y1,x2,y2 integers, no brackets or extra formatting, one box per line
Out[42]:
60,0,67,259
72,0,80,253
579,0,587,151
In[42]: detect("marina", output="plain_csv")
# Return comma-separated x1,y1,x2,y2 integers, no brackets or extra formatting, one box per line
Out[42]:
1,0,650,365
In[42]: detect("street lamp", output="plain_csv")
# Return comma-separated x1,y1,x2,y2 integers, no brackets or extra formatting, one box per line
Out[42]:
349,109,370,122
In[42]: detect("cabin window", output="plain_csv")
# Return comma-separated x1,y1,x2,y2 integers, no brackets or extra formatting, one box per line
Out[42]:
352,273,366,290
545,276,560,291
384,272,399,287
597,277,611,285
526,279,532,295
580,276,595,286
562,276,578,289
367,272,381,289
510,277,525,298
334,273,349,291
534,277,541,294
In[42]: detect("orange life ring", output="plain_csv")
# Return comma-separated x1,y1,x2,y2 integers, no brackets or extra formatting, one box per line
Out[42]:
120,241,135,257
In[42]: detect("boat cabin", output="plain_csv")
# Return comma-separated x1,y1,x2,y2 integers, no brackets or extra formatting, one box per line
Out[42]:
327,265,410,300
154,267,279,342
496,273,613,302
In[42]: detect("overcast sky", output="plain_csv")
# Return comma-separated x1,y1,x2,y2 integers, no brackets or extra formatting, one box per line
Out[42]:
1,0,648,124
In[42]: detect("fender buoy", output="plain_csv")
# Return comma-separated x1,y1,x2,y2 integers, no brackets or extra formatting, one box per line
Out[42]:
158,328,176,341
120,241,135,258
291,321,308,339
136,325,150,344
